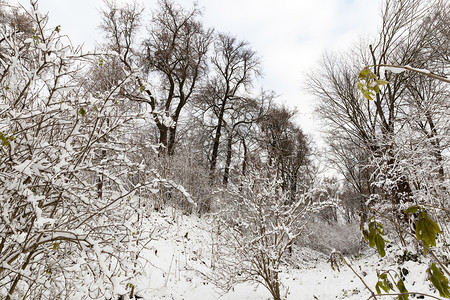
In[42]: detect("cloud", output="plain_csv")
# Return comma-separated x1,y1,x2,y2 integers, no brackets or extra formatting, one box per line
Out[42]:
178,0,381,136
16,0,381,138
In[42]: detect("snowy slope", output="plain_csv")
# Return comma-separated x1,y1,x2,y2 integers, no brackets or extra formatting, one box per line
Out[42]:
125,208,443,300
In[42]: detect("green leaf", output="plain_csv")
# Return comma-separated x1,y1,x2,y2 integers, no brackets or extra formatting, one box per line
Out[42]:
375,282,382,294
357,69,389,101
404,205,419,214
368,226,376,247
376,79,389,85
429,263,450,298
363,91,374,100
0,132,14,146
359,69,370,79
366,220,387,257
378,280,390,293
362,229,369,242
375,234,386,257
78,107,86,117
396,279,408,300
376,272,393,295
416,211,441,249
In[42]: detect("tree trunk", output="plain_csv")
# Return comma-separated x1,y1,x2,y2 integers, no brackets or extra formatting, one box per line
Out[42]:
426,112,445,178
167,95,186,156
97,149,106,199
289,176,295,204
270,273,282,300
242,138,248,176
223,131,233,185
167,120,177,156
210,99,226,180
158,124,168,156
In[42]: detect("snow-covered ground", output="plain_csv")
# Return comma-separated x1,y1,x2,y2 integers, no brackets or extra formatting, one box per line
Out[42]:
125,208,443,300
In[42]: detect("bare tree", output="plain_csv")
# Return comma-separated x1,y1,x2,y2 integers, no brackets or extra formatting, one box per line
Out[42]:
195,33,261,180
221,91,272,185
309,1,450,296
259,106,312,203
212,175,314,300
0,3,169,298
307,0,449,226
141,0,213,155
100,0,213,156
99,0,143,67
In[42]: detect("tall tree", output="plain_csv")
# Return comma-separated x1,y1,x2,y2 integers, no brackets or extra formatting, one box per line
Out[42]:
199,33,261,180
142,0,213,155
100,0,213,156
259,106,311,203
221,91,272,185
308,0,449,228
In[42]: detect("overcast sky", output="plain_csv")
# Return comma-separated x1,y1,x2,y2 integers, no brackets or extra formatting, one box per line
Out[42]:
16,0,382,139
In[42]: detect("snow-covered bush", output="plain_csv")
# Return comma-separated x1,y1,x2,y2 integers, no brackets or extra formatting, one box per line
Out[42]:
156,151,212,214
210,174,327,300
310,0,449,296
299,221,362,256
0,2,166,299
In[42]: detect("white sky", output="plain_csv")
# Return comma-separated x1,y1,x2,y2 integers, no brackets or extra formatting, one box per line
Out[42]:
15,0,382,140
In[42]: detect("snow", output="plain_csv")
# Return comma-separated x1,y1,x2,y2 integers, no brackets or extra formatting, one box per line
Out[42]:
382,66,405,74
405,65,431,74
117,208,444,300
